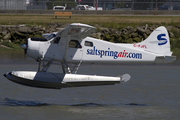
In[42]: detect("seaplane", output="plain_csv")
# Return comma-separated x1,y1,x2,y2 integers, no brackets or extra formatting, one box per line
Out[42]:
4,23,176,89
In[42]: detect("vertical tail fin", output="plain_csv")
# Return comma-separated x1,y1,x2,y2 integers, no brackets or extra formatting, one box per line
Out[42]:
140,26,172,56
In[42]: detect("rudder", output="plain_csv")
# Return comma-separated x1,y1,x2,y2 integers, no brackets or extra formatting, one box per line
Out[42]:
140,26,172,56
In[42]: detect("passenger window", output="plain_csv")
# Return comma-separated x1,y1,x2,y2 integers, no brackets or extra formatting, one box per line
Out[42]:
51,37,61,44
85,41,93,47
69,40,82,48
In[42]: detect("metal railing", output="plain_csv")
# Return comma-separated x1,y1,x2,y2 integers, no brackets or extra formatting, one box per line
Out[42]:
0,0,180,10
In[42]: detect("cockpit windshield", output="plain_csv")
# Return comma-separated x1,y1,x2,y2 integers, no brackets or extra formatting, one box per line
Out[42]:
45,34,56,40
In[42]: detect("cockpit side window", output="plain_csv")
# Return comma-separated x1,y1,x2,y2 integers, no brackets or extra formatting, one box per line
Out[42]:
85,41,93,47
69,40,82,48
51,37,61,44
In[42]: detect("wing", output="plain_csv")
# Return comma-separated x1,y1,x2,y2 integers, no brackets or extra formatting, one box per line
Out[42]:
56,23,96,39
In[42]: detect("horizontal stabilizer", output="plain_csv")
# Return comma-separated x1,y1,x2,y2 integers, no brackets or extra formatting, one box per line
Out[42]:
155,56,176,63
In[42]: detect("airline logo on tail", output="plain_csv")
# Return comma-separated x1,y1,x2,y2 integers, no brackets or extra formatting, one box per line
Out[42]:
157,34,167,46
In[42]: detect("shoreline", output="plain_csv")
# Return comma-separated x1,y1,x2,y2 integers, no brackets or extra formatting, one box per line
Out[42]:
0,15,180,53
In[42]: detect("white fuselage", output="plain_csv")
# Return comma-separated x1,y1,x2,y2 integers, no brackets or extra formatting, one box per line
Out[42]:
26,23,176,64
27,36,173,64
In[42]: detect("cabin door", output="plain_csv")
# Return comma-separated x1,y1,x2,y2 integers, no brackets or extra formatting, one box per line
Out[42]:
66,39,83,61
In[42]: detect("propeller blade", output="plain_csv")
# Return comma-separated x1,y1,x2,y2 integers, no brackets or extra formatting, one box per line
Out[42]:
20,44,27,49
24,29,28,54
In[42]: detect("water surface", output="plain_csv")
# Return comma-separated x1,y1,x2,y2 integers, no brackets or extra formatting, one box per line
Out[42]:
0,51,180,120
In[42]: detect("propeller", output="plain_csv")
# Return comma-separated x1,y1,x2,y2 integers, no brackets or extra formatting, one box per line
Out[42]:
20,29,28,55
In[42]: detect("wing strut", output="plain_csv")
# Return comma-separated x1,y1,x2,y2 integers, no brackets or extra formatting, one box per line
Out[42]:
38,58,53,72
63,35,70,61
62,35,71,74
62,60,71,74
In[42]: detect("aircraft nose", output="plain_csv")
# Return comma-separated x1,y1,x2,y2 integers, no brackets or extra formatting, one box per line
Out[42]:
20,44,27,49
